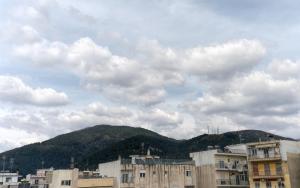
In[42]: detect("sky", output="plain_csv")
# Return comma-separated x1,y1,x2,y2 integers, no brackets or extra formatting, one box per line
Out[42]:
0,0,300,152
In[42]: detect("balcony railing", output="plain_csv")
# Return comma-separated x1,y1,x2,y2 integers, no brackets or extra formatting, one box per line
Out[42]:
215,163,248,171
216,179,249,186
248,154,281,161
252,170,283,179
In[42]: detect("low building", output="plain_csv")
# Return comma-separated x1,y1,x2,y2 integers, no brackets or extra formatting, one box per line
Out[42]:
190,144,249,188
26,168,53,188
98,151,196,188
247,140,300,188
47,169,78,188
0,172,20,188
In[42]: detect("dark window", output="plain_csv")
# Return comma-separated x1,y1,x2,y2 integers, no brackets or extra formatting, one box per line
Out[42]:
140,172,145,178
266,181,271,188
255,182,260,188
121,173,129,183
276,163,282,175
185,170,192,177
61,180,71,186
278,182,284,188
253,163,259,176
264,163,271,176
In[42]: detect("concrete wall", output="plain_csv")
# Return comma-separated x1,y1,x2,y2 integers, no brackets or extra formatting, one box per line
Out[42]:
78,177,116,188
48,169,78,188
287,153,300,188
98,160,121,188
280,140,300,160
195,165,216,188
120,164,195,188
190,150,217,166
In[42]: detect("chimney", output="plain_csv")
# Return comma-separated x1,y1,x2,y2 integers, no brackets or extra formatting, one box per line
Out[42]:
147,148,151,156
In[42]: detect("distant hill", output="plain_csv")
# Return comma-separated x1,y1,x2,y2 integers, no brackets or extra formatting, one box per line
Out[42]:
0,125,292,175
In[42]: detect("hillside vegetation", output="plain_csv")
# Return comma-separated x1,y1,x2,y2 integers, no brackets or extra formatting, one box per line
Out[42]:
0,125,291,175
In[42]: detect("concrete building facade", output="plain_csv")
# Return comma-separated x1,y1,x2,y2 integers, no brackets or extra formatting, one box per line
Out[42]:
247,140,300,188
77,171,116,188
26,168,54,188
190,145,249,188
98,153,196,188
47,169,79,188
0,172,20,188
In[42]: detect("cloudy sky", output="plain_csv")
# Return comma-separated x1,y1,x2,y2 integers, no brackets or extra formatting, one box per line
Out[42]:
0,0,300,152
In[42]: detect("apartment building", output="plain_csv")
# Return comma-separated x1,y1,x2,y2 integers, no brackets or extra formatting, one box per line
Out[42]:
247,140,300,188
190,144,249,188
98,151,196,188
26,168,54,188
47,169,79,188
0,172,20,188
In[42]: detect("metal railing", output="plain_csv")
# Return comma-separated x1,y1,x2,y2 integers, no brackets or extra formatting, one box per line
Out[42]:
216,179,249,186
252,170,283,178
215,163,248,171
248,154,281,161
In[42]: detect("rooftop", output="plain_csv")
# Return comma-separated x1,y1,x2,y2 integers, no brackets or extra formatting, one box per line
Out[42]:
121,158,194,165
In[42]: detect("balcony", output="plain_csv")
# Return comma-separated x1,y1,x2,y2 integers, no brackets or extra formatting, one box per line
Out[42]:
215,163,248,172
216,179,249,187
248,154,281,162
252,170,284,180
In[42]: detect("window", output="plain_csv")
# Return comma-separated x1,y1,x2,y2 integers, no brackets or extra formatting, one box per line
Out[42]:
249,148,257,156
253,163,259,176
255,182,260,188
185,170,192,177
153,171,156,175
276,163,282,175
121,173,129,183
219,160,225,168
264,163,271,176
34,179,39,185
140,172,145,178
164,171,168,176
61,180,71,186
278,182,284,188
266,181,271,188
233,160,239,169
5,177,11,183
263,148,270,158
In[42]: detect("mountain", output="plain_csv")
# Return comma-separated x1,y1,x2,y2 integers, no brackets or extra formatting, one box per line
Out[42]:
0,125,292,175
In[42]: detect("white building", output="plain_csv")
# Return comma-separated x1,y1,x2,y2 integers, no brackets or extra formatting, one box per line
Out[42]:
190,144,249,188
0,172,20,188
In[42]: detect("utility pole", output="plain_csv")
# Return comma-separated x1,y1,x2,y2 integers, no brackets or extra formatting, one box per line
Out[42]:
41,160,45,169
2,156,6,172
70,157,74,169
9,158,14,172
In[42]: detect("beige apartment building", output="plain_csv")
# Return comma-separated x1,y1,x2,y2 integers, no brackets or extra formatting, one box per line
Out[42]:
26,168,54,188
247,140,300,188
98,151,196,188
190,144,249,188
28,168,116,188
